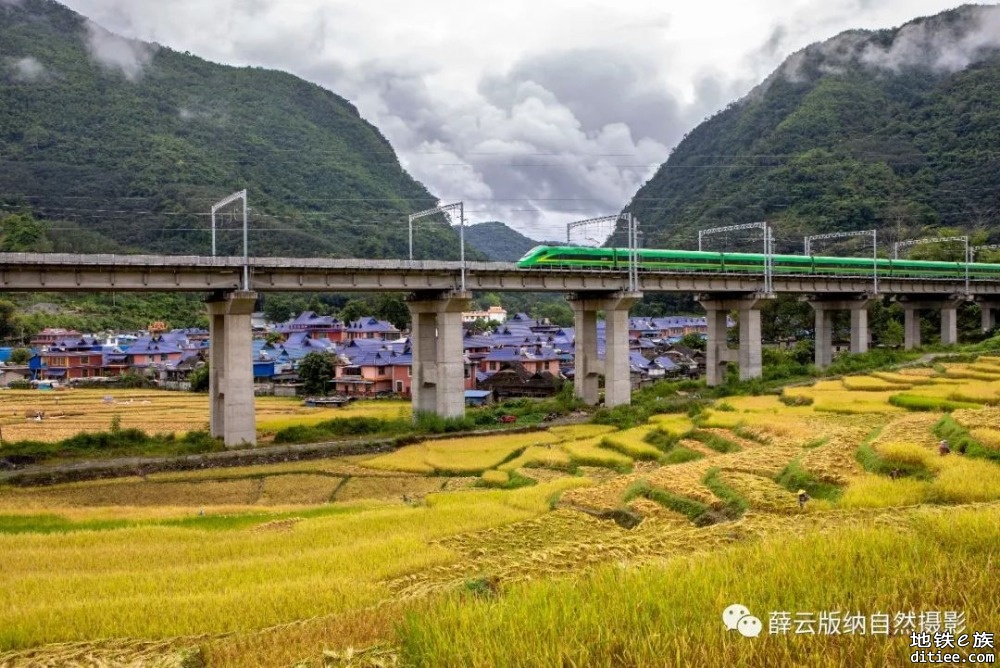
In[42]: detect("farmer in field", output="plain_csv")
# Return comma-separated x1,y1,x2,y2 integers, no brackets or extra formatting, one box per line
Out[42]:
939,439,951,456
797,489,810,509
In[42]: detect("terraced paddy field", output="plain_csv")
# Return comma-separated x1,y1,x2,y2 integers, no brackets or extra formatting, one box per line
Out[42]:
1,360,999,667
0,388,411,443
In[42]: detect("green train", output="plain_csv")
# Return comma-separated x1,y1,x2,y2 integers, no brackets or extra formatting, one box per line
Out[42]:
515,246,1000,280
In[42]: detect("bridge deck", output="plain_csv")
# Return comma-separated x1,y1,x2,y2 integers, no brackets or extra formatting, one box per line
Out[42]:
0,253,996,295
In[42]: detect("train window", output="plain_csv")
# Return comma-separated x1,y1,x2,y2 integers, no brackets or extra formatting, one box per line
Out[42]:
548,253,613,262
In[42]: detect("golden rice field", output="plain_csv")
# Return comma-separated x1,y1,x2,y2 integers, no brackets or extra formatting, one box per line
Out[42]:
0,388,411,443
360,431,563,474
1,360,999,666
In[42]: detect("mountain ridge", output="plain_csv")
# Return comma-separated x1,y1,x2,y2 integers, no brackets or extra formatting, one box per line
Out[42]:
457,221,542,262
0,0,463,259
618,4,1000,256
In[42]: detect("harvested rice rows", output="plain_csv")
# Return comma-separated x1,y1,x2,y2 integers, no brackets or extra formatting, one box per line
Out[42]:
0,390,411,443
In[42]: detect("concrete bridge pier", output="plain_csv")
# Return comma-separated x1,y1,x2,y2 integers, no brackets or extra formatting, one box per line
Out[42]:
897,297,966,349
406,290,472,419
697,295,762,386
568,292,640,407
977,300,1000,332
206,290,258,448
807,296,873,368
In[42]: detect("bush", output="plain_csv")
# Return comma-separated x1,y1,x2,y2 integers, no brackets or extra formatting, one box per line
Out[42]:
118,372,154,389
413,412,476,434
0,427,221,462
271,412,483,445
189,365,209,392
592,404,652,430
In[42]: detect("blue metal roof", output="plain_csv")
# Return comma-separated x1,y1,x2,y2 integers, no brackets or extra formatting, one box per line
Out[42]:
465,390,492,398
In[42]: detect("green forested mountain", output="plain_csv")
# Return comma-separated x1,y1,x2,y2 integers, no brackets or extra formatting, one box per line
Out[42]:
622,4,1000,255
458,221,540,261
0,0,461,259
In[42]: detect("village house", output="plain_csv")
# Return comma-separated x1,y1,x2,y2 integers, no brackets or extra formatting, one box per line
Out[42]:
478,363,563,399
38,336,106,380
345,317,400,341
8,307,712,393
461,305,508,324
29,328,81,348
479,346,560,376
276,312,346,342
332,349,396,396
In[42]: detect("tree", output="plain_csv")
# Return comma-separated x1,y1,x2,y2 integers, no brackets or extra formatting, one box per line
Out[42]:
373,294,411,330
532,301,574,327
262,296,294,324
760,296,812,343
678,332,706,351
0,300,19,342
479,292,502,308
0,214,53,252
880,319,905,348
189,363,209,392
8,347,32,364
297,352,336,396
338,299,370,325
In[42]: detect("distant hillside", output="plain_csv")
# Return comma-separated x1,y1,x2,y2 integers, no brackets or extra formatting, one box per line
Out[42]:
0,0,462,259
459,221,540,261
619,4,1000,254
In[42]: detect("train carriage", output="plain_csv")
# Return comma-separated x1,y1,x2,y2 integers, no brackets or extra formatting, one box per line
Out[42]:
517,245,1000,282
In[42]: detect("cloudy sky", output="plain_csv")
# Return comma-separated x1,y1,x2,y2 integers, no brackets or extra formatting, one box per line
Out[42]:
58,0,986,241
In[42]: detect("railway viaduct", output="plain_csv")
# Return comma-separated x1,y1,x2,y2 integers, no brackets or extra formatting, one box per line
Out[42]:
3,252,999,447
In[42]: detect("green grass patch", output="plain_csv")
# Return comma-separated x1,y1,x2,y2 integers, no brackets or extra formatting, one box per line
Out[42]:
934,415,1000,463
732,425,771,444
888,394,982,412
659,446,703,465
688,430,741,453
0,514,130,534
623,480,713,524
780,393,814,406
774,459,843,501
856,443,932,480
272,409,540,446
479,469,537,490
597,437,661,461
702,468,748,519
641,428,679,451
822,348,920,376
0,503,363,535
0,429,221,465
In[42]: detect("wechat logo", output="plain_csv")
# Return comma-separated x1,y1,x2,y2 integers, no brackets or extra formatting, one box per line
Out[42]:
723,603,763,638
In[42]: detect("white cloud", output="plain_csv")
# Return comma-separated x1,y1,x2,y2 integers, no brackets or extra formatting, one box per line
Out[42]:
861,5,1000,72
10,56,47,82
58,0,992,240
84,19,157,82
